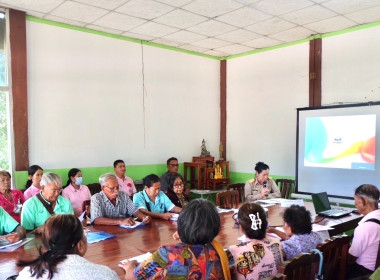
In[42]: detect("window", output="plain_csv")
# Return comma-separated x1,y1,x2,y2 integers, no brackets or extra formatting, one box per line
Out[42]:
0,10,10,170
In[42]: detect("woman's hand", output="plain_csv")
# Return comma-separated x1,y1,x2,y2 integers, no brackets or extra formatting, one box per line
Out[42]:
119,260,138,280
261,188,269,198
172,231,180,241
5,232,22,243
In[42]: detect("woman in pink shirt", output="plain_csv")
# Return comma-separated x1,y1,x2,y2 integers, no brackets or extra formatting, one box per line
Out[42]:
0,170,25,222
23,165,43,200
62,168,91,217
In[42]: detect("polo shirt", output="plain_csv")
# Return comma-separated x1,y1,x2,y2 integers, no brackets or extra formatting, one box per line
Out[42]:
21,193,74,230
62,184,92,216
0,206,19,235
90,191,138,223
133,190,175,213
115,175,137,197
349,209,380,271
24,185,40,200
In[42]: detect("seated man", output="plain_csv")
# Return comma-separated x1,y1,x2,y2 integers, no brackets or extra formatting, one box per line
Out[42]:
21,172,73,234
160,157,185,193
91,173,151,226
348,184,380,279
114,159,137,198
0,206,26,243
133,174,181,220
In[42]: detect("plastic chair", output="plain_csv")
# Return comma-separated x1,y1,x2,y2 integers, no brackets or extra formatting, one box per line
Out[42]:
228,183,245,203
216,190,239,209
278,252,321,280
317,235,351,280
275,179,295,199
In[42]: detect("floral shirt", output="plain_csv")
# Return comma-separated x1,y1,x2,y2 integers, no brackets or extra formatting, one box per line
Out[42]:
0,189,25,222
134,243,224,280
282,231,322,260
226,236,283,280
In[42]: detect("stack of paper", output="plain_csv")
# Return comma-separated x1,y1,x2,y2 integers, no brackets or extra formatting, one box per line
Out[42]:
86,231,114,244
119,221,145,230
170,214,179,221
120,252,152,264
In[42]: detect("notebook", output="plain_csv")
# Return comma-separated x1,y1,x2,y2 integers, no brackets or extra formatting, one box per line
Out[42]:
311,192,352,218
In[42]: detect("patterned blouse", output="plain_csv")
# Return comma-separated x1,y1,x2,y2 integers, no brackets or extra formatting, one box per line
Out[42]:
282,231,322,260
134,243,224,280
226,236,284,280
0,189,25,222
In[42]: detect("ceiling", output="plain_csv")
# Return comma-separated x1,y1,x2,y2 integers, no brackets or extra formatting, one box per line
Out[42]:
1,0,380,58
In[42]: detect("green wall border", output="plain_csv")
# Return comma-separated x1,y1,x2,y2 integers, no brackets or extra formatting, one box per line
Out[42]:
26,16,380,61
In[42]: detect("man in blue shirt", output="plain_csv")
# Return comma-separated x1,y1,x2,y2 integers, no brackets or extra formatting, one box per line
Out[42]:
133,174,181,220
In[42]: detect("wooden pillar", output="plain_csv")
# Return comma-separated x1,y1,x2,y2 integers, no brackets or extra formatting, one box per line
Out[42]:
309,38,322,107
220,60,227,160
9,9,29,171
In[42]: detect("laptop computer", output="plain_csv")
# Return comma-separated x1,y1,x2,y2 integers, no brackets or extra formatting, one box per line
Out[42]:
311,192,352,218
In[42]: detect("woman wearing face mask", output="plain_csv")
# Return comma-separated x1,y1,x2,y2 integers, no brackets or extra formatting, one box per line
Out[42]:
62,168,91,217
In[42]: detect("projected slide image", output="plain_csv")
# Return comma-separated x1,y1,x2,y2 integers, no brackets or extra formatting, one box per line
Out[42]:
304,114,376,170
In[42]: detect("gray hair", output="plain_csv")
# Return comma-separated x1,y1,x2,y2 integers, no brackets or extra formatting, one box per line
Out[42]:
40,172,62,188
99,173,117,187
355,184,379,206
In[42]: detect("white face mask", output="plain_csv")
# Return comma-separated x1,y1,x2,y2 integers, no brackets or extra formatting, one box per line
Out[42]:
75,177,83,185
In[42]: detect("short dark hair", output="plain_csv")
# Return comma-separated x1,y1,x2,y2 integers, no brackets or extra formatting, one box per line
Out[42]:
168,174,185,191
113,159,124,168
17,214,83,279
238,202,268,240
177,199,220,245
355,184,379,206
254,162,269,174
167,157,178,165
283,205,312,234
143,174,160,188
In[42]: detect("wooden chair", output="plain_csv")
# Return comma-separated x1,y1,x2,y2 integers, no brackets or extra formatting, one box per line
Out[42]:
216,190,239,209
87,183,101,195
316,235,351,280
275,179,295,199
228,183,245,203
278,252,321,280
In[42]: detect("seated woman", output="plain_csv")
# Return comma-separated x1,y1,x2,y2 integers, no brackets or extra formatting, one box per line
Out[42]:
0,171,25,222
244,161,280,201
62,168,92,217
21,172,74,234
23,165,43,200
17,214,119,279
267,205,322,260
120,199,230,280
227,202,283,280
165,174,190,208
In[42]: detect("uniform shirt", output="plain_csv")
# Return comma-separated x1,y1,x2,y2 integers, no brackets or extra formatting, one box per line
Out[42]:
134,243,224,280
24,185,40,200
226,236,283,280
0,206,19,235
62,184,92,216
282,231,322,260
90,191,138,223
0,189,25,222
349,209,380,271
21,193,74,230
133,190,175,213
16,254,119,280
244,177,281,201
115,175,137,197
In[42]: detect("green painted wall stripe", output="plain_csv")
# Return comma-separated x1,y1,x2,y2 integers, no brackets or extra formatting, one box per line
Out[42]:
26,16,380,61
26,16,221,61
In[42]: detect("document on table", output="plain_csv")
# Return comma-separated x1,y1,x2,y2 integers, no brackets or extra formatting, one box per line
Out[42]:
0,237,33,252
86,231,114,244
119,221,145,229
280,199,304,207
170,214,179,221
217,207,237,214
120,252,152,264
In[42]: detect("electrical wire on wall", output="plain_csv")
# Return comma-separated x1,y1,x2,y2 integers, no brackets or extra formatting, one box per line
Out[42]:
141,41,147,148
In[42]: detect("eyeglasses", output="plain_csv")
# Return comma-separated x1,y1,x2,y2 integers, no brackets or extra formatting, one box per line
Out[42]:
47,186,63,194
104,185,119,192
169,164,179,167
232,213,239,224
173,183,184,188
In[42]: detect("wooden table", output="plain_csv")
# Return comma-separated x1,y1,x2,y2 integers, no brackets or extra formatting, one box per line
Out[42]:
0,203,362,279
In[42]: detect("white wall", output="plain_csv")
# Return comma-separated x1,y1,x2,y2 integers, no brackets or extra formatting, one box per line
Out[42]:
26,21,220,168
322,25,380,105
227,44,309,177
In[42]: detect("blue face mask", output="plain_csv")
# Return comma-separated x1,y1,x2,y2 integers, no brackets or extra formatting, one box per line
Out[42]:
75,177,83,185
